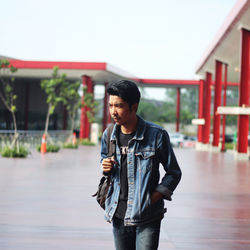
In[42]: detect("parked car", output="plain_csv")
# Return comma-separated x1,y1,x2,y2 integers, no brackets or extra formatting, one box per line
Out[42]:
183,135,197,148
169,132,184,147
221,134,234,143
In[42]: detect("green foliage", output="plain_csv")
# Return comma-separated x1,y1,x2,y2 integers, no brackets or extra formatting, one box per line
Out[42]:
79,139,96,146
41,66,71,135
0,59,19,136
41,66,67,115
1,145,29,158
83,87,99,124
180,110,194,125
63,80,81,132
137,101,159,122
36,144,60,152
226,115,238,126
0,59,18,116
137,98,176,124
138,88,197,125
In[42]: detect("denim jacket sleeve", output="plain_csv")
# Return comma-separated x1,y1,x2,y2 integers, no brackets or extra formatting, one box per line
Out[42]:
155,129,182,200
100,128,109,162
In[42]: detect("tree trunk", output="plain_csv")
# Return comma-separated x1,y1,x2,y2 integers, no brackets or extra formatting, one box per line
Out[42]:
44,103,51,136
11,110,17,136
10,110,19,151
70,110,76,135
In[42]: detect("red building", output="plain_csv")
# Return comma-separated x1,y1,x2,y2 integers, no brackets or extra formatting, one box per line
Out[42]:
0,0,249,160
195,0,250,160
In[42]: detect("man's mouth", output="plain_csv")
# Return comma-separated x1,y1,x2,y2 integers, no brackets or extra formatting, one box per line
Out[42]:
113,117,120,121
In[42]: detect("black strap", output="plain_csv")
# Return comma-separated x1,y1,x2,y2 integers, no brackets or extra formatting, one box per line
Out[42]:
106,123,115,157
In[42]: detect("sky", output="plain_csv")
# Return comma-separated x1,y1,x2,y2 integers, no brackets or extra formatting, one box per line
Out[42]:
0,0,237,99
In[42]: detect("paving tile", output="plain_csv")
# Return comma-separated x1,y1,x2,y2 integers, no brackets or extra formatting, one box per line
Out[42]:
0,146,249,249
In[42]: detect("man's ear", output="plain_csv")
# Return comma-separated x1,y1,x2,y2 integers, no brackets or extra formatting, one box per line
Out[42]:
132,103,139,113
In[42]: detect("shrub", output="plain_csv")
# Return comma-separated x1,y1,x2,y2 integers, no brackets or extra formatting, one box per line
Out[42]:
1,145,29,158
225,143,235,150
36,144,60,152
79,139,96,146
62,142,78,149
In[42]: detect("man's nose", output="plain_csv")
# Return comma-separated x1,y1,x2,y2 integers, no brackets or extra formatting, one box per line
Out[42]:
110,106,116,115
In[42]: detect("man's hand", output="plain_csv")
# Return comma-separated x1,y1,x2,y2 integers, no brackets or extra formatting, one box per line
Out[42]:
151,191,163,204
102,156,116,173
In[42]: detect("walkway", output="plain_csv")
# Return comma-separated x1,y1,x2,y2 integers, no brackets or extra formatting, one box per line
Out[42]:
0,146,249,250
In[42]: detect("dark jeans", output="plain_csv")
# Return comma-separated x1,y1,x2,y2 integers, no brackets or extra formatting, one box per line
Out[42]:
112,217,161,250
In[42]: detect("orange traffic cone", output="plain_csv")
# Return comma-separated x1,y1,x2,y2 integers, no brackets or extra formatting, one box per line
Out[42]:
40,134,47,153
72,132,77,145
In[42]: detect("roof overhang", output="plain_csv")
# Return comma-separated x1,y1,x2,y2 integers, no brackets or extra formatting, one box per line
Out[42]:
138,78,239,89
138,78,200,88
9,59,135,84
195,0,250,83
7,59,202,88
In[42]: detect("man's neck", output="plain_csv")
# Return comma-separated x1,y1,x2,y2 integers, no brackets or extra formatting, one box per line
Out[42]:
121,116,138,134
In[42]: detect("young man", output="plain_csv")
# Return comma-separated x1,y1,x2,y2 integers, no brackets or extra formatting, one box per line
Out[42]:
101,80,182,250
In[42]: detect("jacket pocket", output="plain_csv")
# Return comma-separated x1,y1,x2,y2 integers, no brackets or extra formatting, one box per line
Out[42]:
135,150,155,172
135,150,155,159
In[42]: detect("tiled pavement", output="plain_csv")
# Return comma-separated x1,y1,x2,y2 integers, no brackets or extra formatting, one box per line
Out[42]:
0,145,249,249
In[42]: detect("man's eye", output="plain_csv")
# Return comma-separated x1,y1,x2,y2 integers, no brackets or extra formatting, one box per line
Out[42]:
109,104,123,108
115,104,123,108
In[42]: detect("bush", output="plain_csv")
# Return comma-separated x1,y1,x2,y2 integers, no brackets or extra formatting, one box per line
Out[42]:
37,144,60,152
1,145,29,158
62,142,78,149
225,143,235,150
79,139,96,146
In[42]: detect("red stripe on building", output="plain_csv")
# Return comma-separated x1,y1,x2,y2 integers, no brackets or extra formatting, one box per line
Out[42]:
9,60,107,70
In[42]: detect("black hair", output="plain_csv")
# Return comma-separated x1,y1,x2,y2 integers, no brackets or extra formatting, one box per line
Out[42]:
107,80,141,108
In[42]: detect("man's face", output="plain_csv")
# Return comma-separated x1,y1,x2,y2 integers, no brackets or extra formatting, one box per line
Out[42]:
109,95,137,127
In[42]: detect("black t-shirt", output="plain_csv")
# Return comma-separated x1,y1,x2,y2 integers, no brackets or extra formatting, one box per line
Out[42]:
114,130,135,220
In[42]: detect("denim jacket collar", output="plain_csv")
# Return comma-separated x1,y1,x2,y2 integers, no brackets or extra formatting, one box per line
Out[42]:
110,115,145,143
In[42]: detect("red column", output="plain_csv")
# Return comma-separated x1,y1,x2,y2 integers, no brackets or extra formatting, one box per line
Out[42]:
221,64,228,152
212,60,223,147
102,82,108,132
202,72,212,144
197,80,204,142
84,77,93,138
237,28,250,154
80,76,87,139
176,88,180,132
80,75,93,139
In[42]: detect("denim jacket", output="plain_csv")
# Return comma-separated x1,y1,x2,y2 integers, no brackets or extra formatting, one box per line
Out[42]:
101,116,182,226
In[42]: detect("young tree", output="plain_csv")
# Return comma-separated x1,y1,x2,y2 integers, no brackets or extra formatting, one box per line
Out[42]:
63,80,81,134
0,59,19,147
41,66,67,136
82,86,98,124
